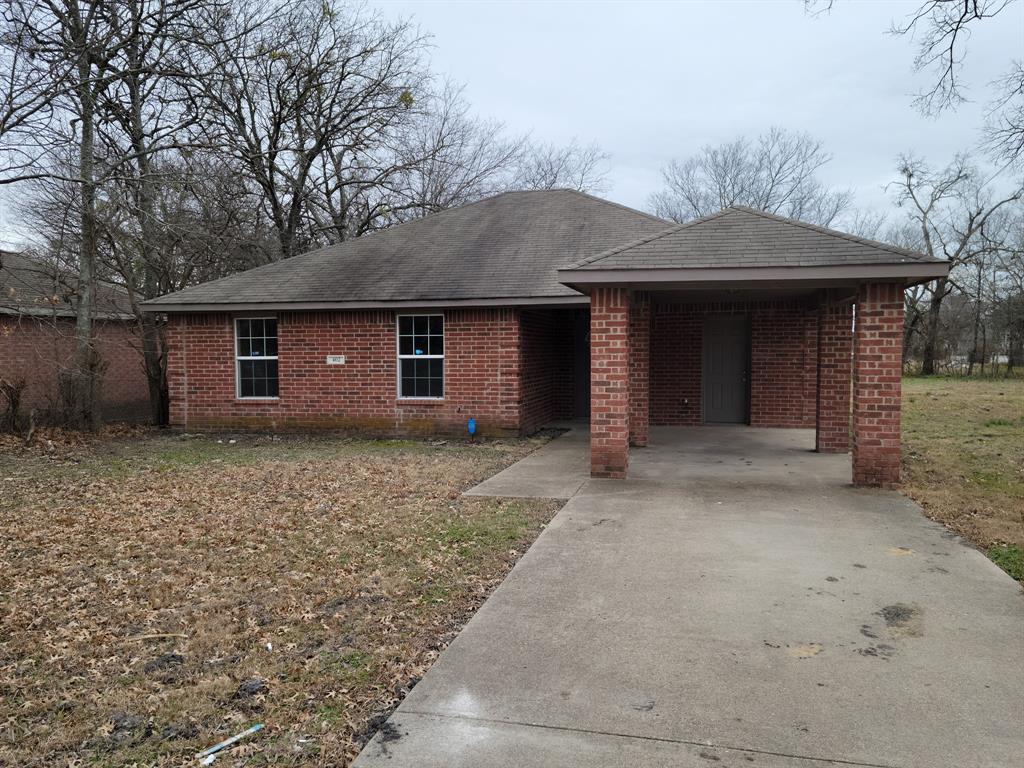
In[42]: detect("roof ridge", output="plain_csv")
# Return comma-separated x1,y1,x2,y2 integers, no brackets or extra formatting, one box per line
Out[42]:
558,188,671,226
726,206,930,262
567,208,735,269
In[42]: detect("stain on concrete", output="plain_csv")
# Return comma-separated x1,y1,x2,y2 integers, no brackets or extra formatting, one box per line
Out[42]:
698,752,721,761
878,603,924,637
631,700,655,711
788,643,824,659
888,547,914,556
927,565,950,574
860,624,879,639
856,643,896,660
852,563,867,569
825,576,839,582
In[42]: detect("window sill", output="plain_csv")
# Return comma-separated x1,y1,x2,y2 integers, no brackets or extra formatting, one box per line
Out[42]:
236,397,280,402
397,397,445,404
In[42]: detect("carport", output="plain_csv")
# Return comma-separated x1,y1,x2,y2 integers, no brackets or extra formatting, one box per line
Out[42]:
556,206,948,487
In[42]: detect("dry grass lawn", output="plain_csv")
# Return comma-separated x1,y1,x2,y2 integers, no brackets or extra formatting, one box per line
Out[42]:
0,430,561,767
902,376,1024,579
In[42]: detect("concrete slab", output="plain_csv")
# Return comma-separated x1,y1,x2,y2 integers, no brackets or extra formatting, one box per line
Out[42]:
355,427,1024,768
463,425,589,499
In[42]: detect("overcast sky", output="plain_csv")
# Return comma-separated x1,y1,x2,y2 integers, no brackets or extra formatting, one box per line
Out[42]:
377,0,1023,216
1,1,1020,246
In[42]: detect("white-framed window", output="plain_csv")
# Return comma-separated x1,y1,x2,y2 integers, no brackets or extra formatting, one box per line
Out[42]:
397,314,444,399
235,317,279,399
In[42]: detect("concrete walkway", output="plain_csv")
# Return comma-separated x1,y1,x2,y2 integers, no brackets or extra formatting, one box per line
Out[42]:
354,427,1024,768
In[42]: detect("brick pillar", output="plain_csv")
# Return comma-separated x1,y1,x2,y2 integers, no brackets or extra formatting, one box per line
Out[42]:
629,292,650,448
852,283,904,487
816,300,853,453
591,286,630,478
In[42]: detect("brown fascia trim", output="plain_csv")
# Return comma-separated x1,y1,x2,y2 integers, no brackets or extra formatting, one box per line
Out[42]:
556,262,949,290
140,294,590,313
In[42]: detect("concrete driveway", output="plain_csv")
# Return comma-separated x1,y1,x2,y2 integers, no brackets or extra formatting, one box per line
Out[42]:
354,427,1024,768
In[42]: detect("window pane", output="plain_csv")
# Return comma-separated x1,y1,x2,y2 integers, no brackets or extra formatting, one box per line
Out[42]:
413,334,429,355
429,359,443,378
429,316,443,335
429,334,443,356
414,316,428,334
238,337,251,356
399,336,413,356
250,341,264,357
399,316,413,335
265,319,277,337
266,360,279,397
265,337,278,356
238,357,279,398
237,319,250,338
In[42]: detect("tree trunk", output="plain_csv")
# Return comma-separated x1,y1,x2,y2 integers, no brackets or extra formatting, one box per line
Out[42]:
65,53,102,431
920,278,947,376
126,31,170,426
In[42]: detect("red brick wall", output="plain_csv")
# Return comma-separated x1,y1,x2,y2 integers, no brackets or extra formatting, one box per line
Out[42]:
853,283,903,487
750,303,818,428
650,299,817,427
628,293,650,447
0,314,149,421
167,308,522,436
590,286,630,478
816,301,853,452
519,308,575,434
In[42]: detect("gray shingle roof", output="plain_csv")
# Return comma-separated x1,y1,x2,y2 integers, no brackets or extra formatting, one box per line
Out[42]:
1,250,132,319
567,206,938,271
145,190,669,308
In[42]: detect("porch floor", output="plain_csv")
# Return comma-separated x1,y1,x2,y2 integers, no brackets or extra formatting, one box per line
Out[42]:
466,424,850,499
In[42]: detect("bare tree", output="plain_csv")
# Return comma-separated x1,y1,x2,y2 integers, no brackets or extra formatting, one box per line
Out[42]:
193,0,429,260
649,127,852,225
0,1,131,429
512,139,610,193
809,0,1024,166
391,83,524,218
892,153,1022,374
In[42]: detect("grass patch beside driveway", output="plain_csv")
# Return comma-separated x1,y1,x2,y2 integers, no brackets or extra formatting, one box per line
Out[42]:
902,376,1024,580
0,431,560,767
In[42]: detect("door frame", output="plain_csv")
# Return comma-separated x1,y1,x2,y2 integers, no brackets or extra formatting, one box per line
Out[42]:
700,313,752,425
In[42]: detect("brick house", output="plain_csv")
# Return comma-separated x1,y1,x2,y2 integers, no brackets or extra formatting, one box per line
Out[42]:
144,190,947,486
0,250,149,421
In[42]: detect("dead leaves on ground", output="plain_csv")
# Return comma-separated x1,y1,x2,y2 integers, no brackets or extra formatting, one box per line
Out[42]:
0,433,559,766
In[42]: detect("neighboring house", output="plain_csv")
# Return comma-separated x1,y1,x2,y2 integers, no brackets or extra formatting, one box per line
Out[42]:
0,250,149,422
143,190,947,487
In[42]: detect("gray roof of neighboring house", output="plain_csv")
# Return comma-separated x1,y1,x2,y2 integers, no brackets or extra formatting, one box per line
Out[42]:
144,190,670,310
566,206,938,271
0,250,133,319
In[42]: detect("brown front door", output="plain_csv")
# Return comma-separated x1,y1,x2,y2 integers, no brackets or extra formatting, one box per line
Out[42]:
702,315,750,424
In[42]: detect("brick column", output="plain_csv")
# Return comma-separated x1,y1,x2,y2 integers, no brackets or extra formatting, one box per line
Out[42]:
816,300,853,453
629,292,650,448
852,283,904,487
591,286,630,478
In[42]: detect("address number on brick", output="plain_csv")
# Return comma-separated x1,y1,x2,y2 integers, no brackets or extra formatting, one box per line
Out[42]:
326,355,346,365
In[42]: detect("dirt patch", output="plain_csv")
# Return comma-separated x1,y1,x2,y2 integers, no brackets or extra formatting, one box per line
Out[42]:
0,431,561,766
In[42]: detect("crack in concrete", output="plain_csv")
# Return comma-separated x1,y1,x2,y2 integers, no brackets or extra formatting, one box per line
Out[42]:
398,709,904,768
